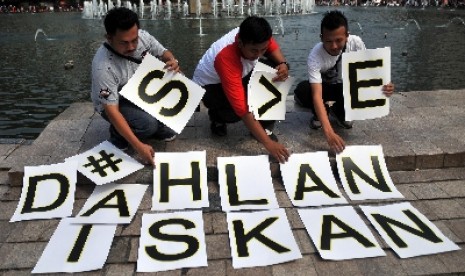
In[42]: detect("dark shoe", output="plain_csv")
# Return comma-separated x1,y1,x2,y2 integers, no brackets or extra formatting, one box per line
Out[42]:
310,116,322,129
210,121,227,136
250,128,278,142
250,128,279,142
154,125,177,142
265,129,279,142
328,108,353,129
260,120,276,132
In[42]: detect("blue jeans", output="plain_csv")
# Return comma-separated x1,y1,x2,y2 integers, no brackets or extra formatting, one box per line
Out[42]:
102,97,161,147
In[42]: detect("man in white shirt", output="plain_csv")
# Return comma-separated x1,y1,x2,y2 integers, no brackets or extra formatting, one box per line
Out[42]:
294,10,394,154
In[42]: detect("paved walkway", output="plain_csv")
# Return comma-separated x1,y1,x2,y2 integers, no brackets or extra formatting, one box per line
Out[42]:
0,90,464,275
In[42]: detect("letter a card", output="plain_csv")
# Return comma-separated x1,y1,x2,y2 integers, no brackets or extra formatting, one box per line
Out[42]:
360,202,460,258
32,218,117,273
66,141,144,186
336,145,403,200
248,61,295,120
137,211,207,272
10,161,78,222
280,151,348,207
342,47,390,121
73,183,148,224
119,54,205,134
298,206,385,260
226,209,302,268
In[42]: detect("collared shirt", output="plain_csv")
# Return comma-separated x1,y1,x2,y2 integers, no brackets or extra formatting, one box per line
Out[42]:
91,29,167,113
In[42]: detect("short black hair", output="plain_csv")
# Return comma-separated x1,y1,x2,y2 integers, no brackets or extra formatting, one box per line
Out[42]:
104,7,140,36
238,16,273,45
321,10,348,34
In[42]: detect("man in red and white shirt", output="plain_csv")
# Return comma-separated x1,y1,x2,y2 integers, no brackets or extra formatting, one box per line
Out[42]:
193,16,290,163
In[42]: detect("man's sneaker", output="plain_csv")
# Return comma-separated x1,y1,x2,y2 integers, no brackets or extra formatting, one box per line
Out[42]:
154,126,177,142
210,121,227,136
337,120,353,129
328,108,353,129
310,117,322,129
251,129,279,142
265,129,279,142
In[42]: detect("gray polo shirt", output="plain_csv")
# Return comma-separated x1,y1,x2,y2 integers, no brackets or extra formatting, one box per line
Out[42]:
91,29,167,113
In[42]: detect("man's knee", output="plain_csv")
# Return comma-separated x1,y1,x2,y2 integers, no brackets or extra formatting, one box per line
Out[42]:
294,80,313,108
129,115,159,138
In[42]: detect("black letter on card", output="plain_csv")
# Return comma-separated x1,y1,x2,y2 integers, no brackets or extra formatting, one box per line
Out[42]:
320,215,375,250
371,209,443,248
295,164,340,200
233,217,290,257
159,162,201,203
226,164,268,206
342,156,391,194
67,225,93,262
80,189,130,217
83,150,123,177
348,60,385,109
146,219,199,261
257,75,282,116
22,173,69,214
139,70,188,117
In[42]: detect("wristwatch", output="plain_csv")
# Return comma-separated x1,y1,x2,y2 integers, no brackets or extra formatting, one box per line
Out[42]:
277,61,290,70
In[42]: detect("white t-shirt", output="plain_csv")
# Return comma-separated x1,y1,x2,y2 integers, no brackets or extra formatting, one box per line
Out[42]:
91,29,167,113
307,35,365,85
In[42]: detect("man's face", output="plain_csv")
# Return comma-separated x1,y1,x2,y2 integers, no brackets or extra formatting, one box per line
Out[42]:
321,26,348,56
238,40,270,60
106,24,139,56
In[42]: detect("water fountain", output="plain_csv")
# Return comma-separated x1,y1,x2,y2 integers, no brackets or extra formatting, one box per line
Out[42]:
166,0,172,19
355,21,363,34
81,0,315,19
212,0,217,17
150,0,158,19
139,0,144,19
183,1,189,16
273,16,285,36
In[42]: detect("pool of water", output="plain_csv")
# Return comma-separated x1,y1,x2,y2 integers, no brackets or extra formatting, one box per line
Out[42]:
0,6,464,139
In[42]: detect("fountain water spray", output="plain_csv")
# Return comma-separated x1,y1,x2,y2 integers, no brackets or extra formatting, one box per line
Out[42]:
34,29,48,41
404,19,421,31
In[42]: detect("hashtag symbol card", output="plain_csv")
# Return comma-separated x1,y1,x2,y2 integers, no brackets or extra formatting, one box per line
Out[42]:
66,141,144,185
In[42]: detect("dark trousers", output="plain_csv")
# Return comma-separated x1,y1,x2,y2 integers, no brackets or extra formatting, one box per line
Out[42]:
201,73,275,130
101,97,161,145
294,80,346,120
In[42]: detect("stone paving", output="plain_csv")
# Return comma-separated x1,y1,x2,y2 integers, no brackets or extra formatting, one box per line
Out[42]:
0,90,465,275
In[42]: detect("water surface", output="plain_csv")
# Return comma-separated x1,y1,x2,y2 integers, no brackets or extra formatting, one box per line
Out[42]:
1,6,464,139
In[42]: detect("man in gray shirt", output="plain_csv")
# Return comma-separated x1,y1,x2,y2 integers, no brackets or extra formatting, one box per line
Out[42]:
91,7,180,166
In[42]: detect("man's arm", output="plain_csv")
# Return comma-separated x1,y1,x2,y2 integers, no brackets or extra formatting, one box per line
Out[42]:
160,50,180,72
310,83,346,154
241,112,289,164
104,104,155,166
267,48,290,82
